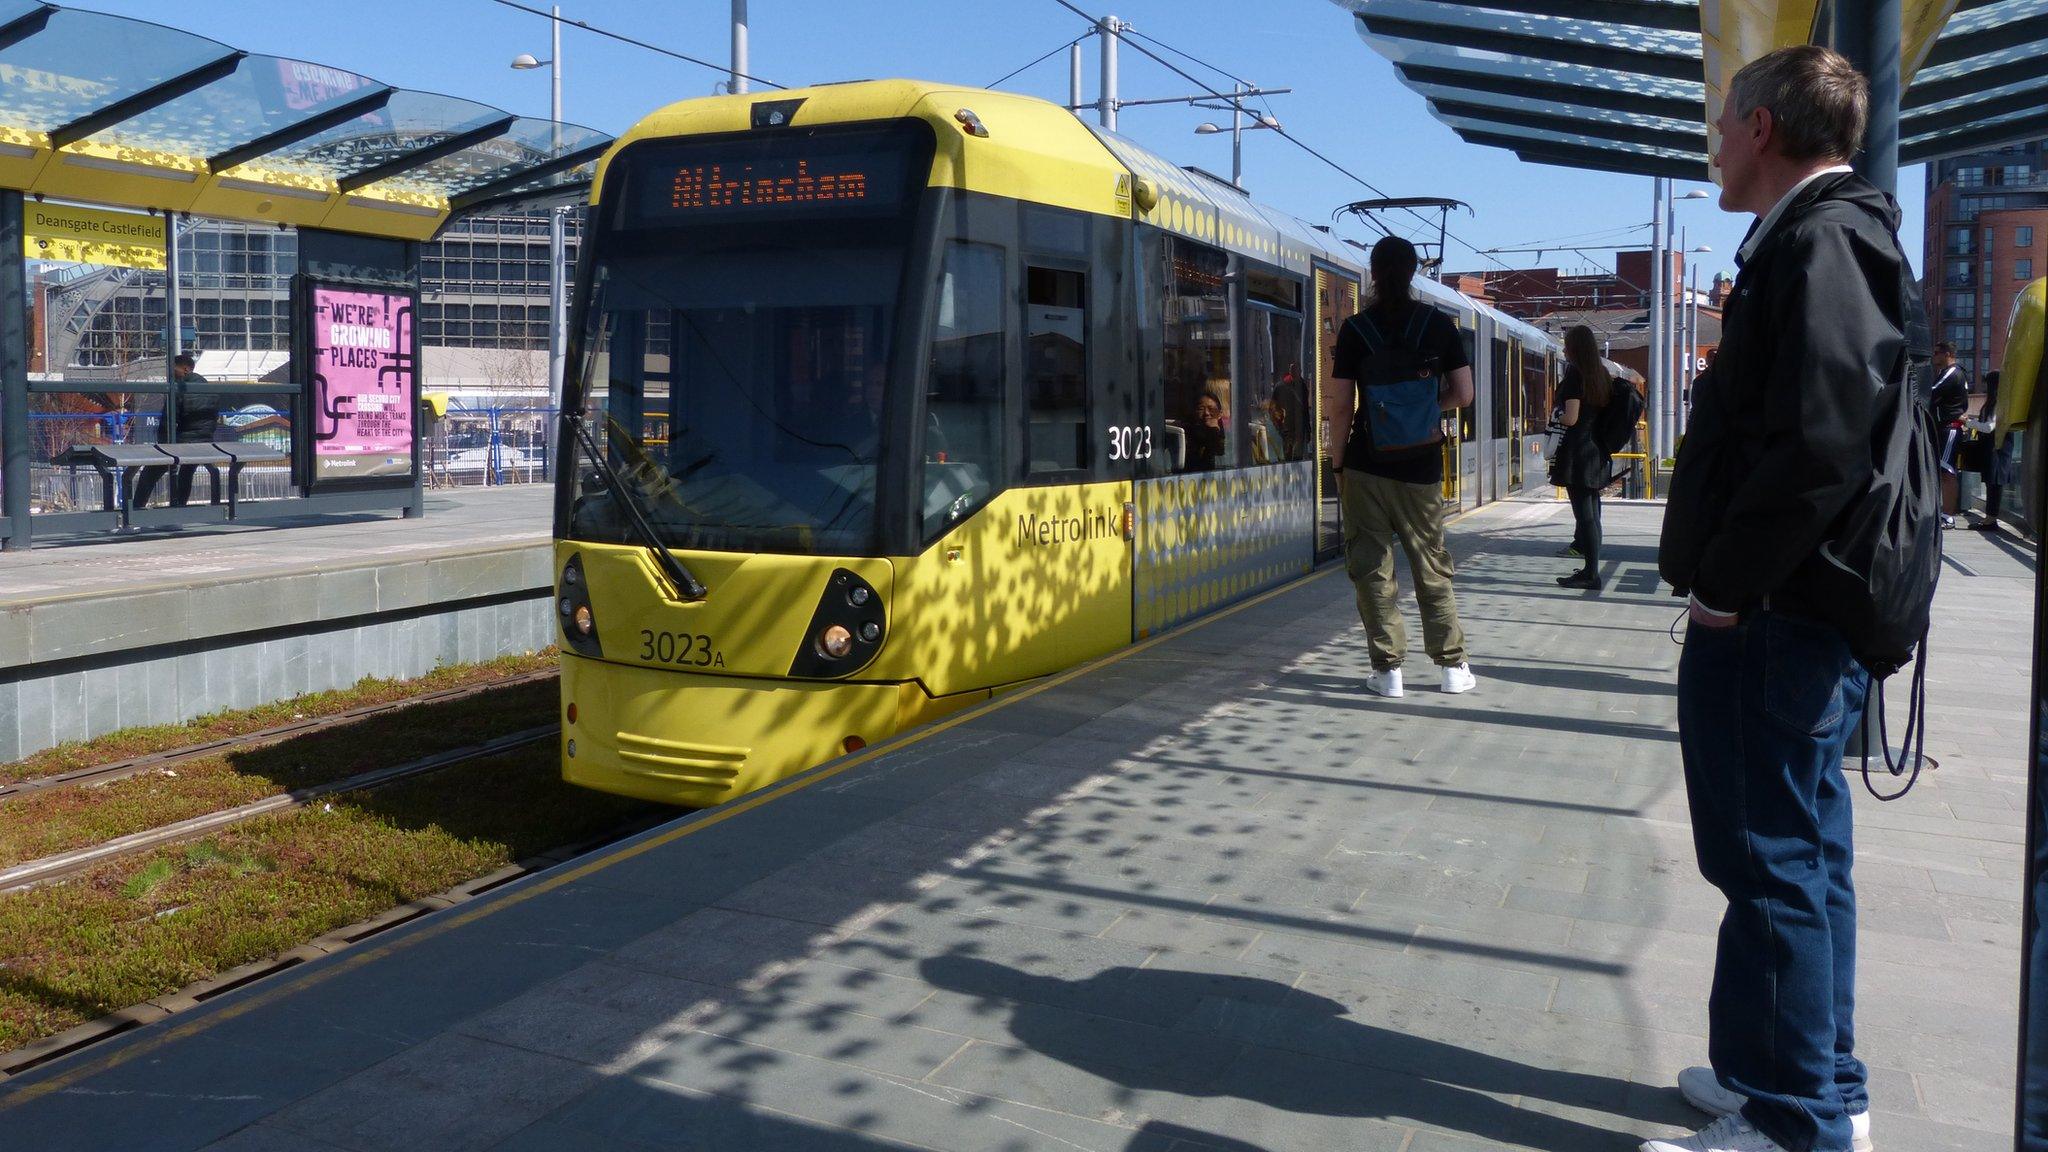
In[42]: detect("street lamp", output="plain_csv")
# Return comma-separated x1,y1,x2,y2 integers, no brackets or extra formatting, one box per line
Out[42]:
1193,85,1280,190
512,7,566,462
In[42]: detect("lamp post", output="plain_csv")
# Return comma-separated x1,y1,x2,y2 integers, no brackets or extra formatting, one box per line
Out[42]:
512,6,565,462
1194,85,1282,190
1657,188,1710,459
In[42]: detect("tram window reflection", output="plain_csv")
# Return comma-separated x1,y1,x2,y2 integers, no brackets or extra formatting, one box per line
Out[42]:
924,241,1007,538
1025,265,1088,476
1162,239,1232,473
1244,302,1307,465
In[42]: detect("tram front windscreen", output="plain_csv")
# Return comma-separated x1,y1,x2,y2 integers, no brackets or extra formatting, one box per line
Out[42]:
566,123,934,556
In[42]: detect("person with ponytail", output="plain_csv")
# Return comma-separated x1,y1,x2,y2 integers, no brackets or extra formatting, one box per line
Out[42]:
1553,325,1614,591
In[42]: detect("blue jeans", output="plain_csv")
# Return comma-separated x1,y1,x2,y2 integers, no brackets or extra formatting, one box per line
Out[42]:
1678,611,1871,1152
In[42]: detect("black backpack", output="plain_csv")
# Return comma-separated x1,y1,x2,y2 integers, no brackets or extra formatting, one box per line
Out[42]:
1595,379,1643,455
1800,246,1941,798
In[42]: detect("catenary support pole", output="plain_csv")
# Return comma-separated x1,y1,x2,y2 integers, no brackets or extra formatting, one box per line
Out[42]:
1098,15,1120,131
1,190,28,550
1070,39,1084,114
546,4,566,466
1686,261,1699,437
1649,178,1668,460
731,0,749,96
1230,82,1244,189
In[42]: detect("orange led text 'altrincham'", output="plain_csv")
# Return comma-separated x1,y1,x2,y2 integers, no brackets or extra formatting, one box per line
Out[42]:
669,161,871,210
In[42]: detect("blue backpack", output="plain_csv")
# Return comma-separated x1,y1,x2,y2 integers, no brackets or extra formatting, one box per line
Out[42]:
1346,307,1445,459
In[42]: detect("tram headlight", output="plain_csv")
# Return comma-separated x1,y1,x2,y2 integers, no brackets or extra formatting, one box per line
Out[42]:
818,624,854,659
558,554,602,658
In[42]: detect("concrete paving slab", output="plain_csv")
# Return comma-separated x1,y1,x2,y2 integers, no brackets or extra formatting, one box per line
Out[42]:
0,500,2030,1151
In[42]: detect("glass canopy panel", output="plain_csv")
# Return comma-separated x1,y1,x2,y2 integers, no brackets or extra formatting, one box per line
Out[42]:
1903,104,2048,150
1437,113,1707,163
1407,83,1704,134
1359,0,1702,56
82,55,384,158
0,8,235,134
233,89,502,181
1368,37,1707,100
1938,0,2048,40
1915,41,2042,85
377,118,610,196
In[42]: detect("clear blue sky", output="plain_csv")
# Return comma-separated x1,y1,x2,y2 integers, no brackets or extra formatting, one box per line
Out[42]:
80,0,1926,289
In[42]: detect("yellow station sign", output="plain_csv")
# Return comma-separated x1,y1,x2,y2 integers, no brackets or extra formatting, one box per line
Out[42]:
22,203,167,269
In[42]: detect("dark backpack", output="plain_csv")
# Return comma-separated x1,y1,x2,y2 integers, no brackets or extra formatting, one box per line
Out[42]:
1345,307,1444,459
1595,379,1643,455
1800,247,1941,798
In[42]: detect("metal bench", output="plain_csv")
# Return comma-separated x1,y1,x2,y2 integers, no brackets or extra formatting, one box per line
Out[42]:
72,441,290,527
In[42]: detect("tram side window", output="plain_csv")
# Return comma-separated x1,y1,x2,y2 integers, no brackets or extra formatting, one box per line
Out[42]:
1162,239,1232,473
1025,266,1088,476
924,242,1008,539
1241,284,1308,464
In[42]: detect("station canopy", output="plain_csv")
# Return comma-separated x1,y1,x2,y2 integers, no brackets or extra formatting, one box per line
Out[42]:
0,1,614,240
1333,0,2048,180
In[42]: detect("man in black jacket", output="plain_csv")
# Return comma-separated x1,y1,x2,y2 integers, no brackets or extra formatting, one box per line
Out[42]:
1651,45,1902,1152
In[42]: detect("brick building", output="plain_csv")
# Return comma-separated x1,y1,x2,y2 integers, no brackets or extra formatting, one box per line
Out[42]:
1923,145,2048,390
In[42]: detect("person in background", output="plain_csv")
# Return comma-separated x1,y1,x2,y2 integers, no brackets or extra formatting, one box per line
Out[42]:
1929,341,1970,528
1971,369,2016,534
1552,325,1613,591
1654,44,1899,1152
1325,235,1477,699
131,353,214,508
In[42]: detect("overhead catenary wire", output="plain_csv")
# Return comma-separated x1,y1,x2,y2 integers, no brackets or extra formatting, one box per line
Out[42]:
988,33,1096,89
484,0,787,92
1044,0,1518,273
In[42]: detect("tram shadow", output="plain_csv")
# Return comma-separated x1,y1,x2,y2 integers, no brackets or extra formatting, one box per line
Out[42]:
917,955,1675,1151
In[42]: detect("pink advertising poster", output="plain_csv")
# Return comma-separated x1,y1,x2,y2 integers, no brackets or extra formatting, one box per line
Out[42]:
309,285,414,482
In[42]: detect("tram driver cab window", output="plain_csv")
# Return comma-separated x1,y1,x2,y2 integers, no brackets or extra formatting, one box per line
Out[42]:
924,241,1008,539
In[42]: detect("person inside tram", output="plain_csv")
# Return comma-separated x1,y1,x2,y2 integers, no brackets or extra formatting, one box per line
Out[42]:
1186,389,1228,471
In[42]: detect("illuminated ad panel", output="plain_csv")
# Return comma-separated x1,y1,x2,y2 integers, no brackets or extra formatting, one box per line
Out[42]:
306,281,416,483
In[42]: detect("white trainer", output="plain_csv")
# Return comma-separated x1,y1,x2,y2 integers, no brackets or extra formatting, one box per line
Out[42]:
1640,1114,1788,1152
1676,1068,1873,1152
1678,1067,1746,1117
1364,668,1404,698
1439,662,1476,694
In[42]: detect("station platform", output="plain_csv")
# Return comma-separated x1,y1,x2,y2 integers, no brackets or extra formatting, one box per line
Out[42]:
0,486,553,762
0,499,2024,1152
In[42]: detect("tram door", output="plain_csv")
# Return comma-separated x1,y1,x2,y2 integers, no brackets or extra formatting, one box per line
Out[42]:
1450,317,1480,511
1488,335,1512,500
1312,264,1360,559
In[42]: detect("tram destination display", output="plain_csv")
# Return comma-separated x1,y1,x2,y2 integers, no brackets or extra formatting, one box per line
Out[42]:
303,280,417,484
623,123,925,228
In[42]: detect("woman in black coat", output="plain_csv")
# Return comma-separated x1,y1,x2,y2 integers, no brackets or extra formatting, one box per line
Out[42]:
1552,325,1613,590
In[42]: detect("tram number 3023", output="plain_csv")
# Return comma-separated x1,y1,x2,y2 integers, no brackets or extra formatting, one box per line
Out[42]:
639,629,725,669
1107,425,1154,461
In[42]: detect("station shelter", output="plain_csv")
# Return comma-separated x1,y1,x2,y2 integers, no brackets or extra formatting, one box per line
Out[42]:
1337,0,2048,1141
0,1,612,549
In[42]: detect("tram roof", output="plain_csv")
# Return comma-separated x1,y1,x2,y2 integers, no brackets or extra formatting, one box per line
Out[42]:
1333,0,2048,180
0,1,614,240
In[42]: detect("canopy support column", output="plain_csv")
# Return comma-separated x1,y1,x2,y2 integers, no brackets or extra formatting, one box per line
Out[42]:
1833,0,1902,194
1,189,27,551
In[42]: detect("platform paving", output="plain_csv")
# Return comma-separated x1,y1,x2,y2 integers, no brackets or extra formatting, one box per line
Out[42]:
0,497,2028,1152
0,485,549,607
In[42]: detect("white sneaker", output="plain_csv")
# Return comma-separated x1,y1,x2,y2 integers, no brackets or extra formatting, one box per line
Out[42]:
1641,1114,1788,1152
1364,668,1404,698
1678,1067,1746,1117
1439,663,1476,694
1675,1068,1873,1152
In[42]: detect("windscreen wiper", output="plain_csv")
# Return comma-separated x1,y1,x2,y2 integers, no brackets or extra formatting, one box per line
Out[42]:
567,412,709,601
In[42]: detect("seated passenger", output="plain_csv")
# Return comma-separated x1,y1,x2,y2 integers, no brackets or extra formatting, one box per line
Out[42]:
1187,390,1227,471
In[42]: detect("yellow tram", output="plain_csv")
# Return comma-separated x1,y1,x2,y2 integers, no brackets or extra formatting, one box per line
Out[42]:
553,80,1558,806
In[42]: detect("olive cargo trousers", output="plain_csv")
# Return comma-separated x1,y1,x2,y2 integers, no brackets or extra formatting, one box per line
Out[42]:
1340,469,1468,672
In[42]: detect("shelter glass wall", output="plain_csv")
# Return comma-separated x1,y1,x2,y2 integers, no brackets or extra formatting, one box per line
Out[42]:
24,211,299,516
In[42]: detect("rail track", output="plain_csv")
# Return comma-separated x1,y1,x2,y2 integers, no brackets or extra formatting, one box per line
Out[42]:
0,668,559,802
0,725,561,893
